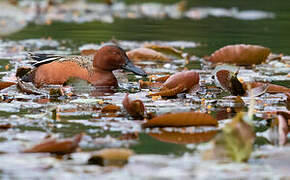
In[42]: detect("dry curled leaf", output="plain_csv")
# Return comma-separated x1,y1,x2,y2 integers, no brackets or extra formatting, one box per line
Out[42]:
148,70,200,97
24,133,83,154
88,148,134,166
142,112,218,128
214,68,245,96
122,94,145,119
149,129,217,144
208,44,271,65
17,80,48,95
0,81,16,90
126,47,170,61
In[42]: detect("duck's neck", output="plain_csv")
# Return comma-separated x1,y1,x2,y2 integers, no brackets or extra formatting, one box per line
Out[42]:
89,67,118,87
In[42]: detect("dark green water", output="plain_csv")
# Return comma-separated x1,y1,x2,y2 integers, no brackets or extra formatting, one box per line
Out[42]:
7,0,290,57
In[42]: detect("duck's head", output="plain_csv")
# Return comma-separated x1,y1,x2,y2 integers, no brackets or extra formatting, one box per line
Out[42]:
93,45,147,76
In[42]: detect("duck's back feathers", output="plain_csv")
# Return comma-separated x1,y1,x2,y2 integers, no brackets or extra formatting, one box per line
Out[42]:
29,53,63,67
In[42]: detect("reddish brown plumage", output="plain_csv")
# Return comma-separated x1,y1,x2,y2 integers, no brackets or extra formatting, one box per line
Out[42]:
24,46,146,87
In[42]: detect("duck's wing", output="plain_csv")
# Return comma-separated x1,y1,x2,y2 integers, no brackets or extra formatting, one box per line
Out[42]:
28,53,64,67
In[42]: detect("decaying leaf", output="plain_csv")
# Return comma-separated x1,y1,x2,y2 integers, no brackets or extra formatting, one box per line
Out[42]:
0,81,16,90
126,47,170,61
122,94,145,119
17,80,48,95
148,70,200,97
49,88,65,98
144,44,184,59
208,44,271,65
214,68,245,96
24,133,83,154
88,148,134,166
101,104,121,113
149,129,217,144
142,112,218,128
205,112,255,162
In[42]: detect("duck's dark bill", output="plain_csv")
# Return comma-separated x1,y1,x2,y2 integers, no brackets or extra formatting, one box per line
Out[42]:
122,59,147,77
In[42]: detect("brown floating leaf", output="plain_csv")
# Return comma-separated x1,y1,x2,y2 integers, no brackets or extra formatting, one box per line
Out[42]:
214,69,245,96
148,70,200,97
24,133,83,154
144,44,184,59
81,49,98,56
0,81,16,90
154,75,170,82
122,94,145,118
208,44,271,65
142,112,218,128
149,129,217,144
88,148,134,166
126,47,170,61
161,70,199,91
244,82,290,93
0,123,12,129
101,104,121,113
243,82,269,97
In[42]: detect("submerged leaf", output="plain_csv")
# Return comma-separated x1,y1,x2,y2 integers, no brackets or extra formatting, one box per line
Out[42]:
24,133,83,154
149,129,217,144
208,44,271,65
88,148,134,166
142,112,218,128
127,47,170,61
